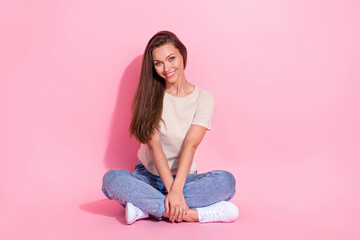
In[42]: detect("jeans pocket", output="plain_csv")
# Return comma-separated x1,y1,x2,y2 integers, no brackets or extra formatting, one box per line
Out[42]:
133,160,145,172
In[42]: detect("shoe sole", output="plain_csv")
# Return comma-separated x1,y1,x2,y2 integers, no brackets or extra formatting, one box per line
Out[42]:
126,203,136,224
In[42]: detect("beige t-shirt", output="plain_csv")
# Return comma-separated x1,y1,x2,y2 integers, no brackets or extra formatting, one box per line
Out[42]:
137,85,215,176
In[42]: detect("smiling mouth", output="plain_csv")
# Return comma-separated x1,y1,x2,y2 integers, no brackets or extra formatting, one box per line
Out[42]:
165,70,176,78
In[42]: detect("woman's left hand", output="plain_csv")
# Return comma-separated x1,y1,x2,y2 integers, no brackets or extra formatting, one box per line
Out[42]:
165,188,189,222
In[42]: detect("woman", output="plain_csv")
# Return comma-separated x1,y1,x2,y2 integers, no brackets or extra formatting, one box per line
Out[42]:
102,31,239,224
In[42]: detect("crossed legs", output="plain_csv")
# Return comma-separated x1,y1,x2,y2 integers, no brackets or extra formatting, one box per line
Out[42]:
102,169,236,221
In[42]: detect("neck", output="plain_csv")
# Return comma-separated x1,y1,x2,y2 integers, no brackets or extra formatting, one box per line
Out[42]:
165,73,191,96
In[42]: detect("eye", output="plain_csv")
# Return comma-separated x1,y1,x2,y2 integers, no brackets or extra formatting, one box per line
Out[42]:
169,57,175,61
155,62,162,67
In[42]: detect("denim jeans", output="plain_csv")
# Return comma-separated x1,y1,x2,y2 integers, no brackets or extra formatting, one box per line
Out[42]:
101,160,236,218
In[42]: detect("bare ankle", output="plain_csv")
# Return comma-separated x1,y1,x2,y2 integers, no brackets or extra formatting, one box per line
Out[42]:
162,211,169,218
162,209,199,222
184,209,199,222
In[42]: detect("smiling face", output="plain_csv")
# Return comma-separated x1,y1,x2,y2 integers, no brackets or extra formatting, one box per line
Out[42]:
152,43,185,85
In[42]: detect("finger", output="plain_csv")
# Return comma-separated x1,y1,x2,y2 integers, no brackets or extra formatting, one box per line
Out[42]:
176,207,182,222
171,205,177,222
165,198,169,214
173,206,180,222
171,206,177,222
178,207,184,222
170,204,175,221
181,203,189,221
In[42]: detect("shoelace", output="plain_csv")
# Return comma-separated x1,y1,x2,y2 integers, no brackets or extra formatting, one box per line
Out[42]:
135,207,143,218
201,204,227,221
135,206,148,219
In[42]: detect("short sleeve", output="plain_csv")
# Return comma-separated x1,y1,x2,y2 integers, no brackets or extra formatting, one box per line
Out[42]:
191,90,215,130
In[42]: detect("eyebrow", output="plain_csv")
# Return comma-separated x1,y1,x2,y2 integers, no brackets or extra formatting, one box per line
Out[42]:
153,53,175,62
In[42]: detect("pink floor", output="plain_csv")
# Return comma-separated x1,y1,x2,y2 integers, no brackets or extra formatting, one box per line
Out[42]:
1,144,359,239
1,1,360,239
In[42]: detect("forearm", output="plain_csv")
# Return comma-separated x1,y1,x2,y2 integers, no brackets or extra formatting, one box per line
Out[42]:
149,147,174,192
172,145,196,191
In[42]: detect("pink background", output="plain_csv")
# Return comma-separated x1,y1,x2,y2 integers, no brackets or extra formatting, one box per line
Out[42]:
1,0,359,239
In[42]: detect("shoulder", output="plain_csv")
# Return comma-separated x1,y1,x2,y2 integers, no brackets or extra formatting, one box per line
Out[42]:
197,86,215,104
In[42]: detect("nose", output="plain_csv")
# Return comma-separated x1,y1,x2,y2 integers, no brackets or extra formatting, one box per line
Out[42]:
164,61,171,72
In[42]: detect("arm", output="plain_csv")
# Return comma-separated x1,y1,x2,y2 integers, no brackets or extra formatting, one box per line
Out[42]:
173,125,207,191
166,124,208,222
147,130,174,192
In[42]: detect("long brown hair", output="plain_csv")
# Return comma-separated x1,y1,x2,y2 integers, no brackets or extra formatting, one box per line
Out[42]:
130,31,188,143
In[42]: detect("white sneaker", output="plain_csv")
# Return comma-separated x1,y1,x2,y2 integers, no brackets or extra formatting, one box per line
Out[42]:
125,202,149,224
195,201,239,223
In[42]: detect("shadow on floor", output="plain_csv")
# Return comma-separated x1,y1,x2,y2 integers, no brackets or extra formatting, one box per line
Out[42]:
80,199,161,225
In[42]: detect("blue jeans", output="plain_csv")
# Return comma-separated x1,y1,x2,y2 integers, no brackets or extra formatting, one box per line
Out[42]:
101,160,236,218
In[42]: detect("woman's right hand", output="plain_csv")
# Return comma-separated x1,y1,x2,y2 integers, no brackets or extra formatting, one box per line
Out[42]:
165,188,189,222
